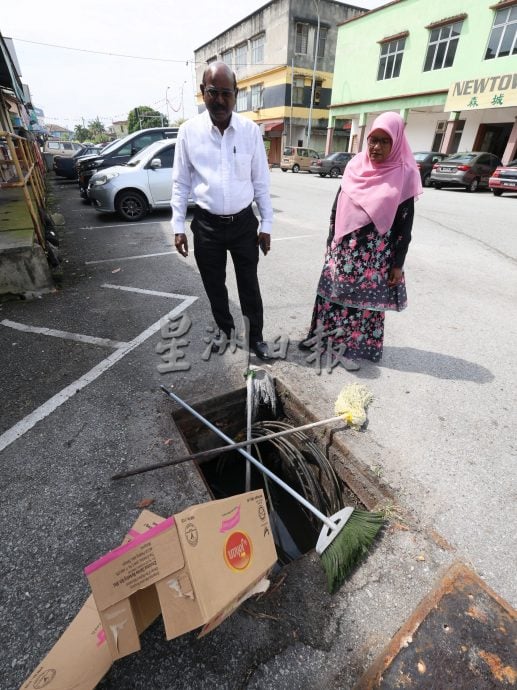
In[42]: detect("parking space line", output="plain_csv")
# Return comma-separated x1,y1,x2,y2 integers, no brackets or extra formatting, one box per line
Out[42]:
272,234,312,242
101,284,194,300
84,234,312,266
86,250,177,265
0,295,198,453
79,220,170,230
1,319,128,349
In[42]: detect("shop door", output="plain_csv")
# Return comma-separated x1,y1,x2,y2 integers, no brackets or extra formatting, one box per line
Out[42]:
474,123,513,159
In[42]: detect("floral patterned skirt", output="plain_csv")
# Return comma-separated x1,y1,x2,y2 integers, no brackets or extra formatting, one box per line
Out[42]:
307,224,407,362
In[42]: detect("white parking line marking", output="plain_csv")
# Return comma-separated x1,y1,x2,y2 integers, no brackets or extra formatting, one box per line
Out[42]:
101,284,193,300
272,234,312,242
84,234,312,266
1,319,128,349
0,296,198,453
86,250,177,265
79,220,170,230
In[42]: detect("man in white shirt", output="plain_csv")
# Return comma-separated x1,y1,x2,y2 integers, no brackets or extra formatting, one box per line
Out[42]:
171,62,273,360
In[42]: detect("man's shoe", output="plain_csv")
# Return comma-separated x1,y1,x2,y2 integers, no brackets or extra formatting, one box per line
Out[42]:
298,338,313,351
250,341,271,361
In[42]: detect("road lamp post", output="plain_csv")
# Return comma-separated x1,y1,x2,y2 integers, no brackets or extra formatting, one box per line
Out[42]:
307,0,320,149
165,86,171,125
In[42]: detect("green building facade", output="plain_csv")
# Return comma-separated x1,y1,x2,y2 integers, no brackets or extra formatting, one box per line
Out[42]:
328,0,517,163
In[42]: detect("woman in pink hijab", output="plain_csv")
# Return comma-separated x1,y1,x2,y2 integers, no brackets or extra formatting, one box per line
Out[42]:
300,111,422,368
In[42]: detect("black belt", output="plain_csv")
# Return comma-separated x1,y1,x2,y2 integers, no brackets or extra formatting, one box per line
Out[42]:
195,204,251,224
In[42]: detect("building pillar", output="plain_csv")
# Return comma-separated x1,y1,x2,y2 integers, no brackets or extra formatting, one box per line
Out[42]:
501,117,517,165
326,124,334,155
441,111,461,155
356,112,368,153
399,108,409,125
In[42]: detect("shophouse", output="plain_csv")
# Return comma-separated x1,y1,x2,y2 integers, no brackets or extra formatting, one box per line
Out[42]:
328,0,517,164
193,0,366,165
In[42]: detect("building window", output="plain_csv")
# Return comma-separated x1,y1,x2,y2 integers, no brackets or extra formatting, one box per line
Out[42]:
432,119,465,153
316,26,328,58
313,80,322,105
251,34,264,64
222,50,232,67
424,21,463,71
293,76,304,104
235,43,247,70
485,5,517,59
207,56,217,64
251,83,263,110
237,88,247,112
377,38,406,80
295,23,309,54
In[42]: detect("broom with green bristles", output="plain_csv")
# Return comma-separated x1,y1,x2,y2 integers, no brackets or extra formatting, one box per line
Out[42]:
159,383,384,593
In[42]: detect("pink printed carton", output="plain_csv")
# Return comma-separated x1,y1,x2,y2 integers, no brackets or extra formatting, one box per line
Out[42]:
21,492,276,688
85,490,276,659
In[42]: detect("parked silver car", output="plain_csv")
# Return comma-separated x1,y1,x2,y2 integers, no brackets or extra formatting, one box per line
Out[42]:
430,152,502,192
88,139,180,221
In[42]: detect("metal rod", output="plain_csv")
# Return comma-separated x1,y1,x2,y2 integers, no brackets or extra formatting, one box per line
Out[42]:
160,386,335,529
112,413,345,480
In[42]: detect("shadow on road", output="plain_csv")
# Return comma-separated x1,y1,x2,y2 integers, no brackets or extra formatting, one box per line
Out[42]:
288,342,493,383
380,345,494,383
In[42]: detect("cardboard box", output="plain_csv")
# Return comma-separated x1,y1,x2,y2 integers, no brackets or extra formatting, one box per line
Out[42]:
21,510,165,690
84,490,276,660
22,492,276,689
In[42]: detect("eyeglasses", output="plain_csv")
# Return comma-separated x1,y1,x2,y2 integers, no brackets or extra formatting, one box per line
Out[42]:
203,87,236,100
368,137,392,147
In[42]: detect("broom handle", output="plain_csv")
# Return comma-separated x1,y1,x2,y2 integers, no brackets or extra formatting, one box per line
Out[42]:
160,386,335,530
112,414,345,479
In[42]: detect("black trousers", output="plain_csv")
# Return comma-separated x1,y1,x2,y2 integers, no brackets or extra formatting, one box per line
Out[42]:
191,206,264,342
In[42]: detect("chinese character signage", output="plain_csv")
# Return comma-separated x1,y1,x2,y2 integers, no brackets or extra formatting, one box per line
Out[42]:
445,73,517,111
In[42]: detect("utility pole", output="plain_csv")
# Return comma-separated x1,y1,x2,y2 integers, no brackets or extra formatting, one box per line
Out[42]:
165,86,170,125
307,0,320,149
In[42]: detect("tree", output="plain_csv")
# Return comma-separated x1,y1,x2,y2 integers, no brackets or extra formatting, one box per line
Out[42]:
73,124,91,142
127,106,166,133
88,117,106,137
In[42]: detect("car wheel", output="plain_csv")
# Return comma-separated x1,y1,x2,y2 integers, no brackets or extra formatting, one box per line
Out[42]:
281,168,287,172
319,173,327,178
466,177,480,193
116,190,149,222
492,189,503,196
329,167,340,178
292,164,300,173
423,173,432,187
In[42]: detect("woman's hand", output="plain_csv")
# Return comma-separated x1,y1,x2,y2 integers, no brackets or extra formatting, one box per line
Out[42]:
388,267,403,287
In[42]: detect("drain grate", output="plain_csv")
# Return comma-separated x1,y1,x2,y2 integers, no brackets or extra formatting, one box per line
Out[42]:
172,378,374,564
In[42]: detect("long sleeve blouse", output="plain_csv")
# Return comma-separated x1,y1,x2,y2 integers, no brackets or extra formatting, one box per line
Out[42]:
329,189,413,269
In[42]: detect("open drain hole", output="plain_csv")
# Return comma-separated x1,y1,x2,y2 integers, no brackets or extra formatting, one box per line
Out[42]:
172,381,363,566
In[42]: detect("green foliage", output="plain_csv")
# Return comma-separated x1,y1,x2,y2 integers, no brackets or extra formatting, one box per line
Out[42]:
127,106,166,133
88,118,106,136
73,124,91,143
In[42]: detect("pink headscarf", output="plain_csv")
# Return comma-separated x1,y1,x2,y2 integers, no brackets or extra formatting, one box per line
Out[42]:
334,111,422,243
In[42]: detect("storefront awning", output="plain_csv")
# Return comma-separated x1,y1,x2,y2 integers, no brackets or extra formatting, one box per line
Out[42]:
263,120,284,132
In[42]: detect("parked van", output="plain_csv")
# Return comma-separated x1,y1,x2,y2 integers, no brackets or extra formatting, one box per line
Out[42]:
280,146,321,173
76,127,179,198
43,140,83,157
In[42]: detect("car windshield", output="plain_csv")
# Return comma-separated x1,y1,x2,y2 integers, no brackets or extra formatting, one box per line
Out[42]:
444,153,476,163
413,152,430,162
326,153,340,161
283,147,294,156
507,159,517,167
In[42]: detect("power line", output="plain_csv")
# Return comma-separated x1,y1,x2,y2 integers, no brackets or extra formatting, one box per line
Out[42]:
10,36,286,68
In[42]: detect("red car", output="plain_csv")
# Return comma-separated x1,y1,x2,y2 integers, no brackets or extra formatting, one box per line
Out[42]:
489,159,517,196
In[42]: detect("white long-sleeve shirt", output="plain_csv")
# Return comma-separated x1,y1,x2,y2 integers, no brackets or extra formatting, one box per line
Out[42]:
171,110,273,235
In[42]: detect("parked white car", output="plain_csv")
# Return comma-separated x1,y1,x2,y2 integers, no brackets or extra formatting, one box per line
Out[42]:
88,139,183,221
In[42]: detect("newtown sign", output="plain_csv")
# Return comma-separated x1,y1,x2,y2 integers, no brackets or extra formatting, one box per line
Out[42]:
445,73,517,111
